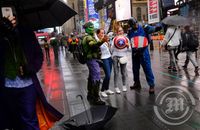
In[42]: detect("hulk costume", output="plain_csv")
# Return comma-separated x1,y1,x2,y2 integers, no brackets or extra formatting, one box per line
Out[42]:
82,22,105,105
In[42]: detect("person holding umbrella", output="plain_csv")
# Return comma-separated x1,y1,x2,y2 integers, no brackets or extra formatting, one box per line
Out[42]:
0,7,62,130
161,25,182,72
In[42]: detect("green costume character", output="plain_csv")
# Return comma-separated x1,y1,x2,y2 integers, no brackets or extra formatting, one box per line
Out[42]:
82,22,105,105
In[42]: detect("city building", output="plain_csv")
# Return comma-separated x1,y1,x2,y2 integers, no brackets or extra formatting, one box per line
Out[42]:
62,0,79,34
132,0,148,23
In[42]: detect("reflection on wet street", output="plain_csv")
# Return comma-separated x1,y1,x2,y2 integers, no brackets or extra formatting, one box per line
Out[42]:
38,46,200,130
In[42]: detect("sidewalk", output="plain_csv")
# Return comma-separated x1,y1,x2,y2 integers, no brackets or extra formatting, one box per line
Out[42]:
43,47,200,130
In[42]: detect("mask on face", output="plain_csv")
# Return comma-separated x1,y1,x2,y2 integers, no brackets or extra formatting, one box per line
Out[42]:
83,22,94,35
85,25,94,35
128,17,137,30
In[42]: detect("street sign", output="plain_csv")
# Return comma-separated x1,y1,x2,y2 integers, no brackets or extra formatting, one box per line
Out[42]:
148,0,160,24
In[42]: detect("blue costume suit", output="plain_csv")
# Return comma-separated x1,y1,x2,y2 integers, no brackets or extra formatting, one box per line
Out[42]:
128,24,158,87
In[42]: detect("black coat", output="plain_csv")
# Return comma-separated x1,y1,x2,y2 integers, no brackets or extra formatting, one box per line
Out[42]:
0,25,63,126
181,31,198,52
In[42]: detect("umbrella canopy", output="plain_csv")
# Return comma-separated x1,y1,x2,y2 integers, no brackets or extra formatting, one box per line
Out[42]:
162,15,191,26
0,0,77,30
59,105,117,130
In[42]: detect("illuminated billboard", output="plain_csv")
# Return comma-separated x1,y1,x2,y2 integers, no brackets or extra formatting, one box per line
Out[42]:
87,0,99,28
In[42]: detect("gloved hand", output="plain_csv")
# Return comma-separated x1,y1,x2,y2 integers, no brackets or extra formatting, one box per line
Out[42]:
155,23,164,32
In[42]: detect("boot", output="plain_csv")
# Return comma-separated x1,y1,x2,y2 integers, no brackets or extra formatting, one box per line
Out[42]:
87,78,93,102
90,81,105,105
130,82,141,90
149,86,155,95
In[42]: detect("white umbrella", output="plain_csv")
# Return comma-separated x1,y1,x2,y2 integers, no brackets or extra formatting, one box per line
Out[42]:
162,15,191,26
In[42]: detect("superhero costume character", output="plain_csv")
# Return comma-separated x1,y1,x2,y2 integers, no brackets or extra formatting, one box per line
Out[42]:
82,22,106,105
127,17,162,94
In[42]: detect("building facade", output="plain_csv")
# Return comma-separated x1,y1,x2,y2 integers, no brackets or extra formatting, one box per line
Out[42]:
62,0,79,34
132,0,148,23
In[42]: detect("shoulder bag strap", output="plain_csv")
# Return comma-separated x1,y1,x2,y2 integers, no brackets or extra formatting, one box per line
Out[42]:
166,28,177,45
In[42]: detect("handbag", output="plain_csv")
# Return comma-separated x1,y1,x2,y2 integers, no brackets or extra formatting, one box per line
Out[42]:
165,28,177,50
119,56,128,64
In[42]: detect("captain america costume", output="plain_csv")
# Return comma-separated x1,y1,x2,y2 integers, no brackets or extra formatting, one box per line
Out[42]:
128,24,155,89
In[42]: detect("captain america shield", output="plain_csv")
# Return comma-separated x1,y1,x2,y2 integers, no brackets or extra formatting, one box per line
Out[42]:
113,36,128,49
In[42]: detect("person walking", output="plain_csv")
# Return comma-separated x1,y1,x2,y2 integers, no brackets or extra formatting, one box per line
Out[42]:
50,37,59,61
181,25,199,74
96,28,114,98
161,25,182,72
43,38,50,60
112,26,129,94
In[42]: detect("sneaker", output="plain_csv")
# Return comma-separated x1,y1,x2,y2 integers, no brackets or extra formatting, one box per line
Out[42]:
100,91,108,98
182,65,187,69
115,87,121,94
106,90,114,95
195,66,199,73
122,85,127,92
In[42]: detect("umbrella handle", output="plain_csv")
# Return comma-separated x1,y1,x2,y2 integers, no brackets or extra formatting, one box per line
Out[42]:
76,95,90,124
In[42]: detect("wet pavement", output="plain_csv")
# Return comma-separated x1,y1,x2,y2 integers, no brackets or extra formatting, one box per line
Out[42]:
38,42,200,130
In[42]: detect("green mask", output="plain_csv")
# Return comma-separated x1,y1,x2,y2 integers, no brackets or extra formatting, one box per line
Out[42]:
85,25,94,35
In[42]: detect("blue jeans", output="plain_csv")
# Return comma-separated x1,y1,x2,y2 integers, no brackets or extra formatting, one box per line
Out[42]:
0,84,39,130
113,56,128,87
101,57,113,91
132,47,155,87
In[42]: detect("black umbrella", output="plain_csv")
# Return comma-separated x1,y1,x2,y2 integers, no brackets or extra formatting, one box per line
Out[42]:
0,0,77,30
58,95,117,130
60,105,117,130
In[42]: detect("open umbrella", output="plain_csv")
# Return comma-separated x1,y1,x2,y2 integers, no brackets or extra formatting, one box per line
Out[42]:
0,0,77,30
162,15,191,26
60,105,117,130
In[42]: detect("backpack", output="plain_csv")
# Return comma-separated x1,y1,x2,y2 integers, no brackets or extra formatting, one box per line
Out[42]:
188,32,199,49
75,38,87,64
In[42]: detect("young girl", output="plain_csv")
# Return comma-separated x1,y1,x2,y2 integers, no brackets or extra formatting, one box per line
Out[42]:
112,26,129,94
